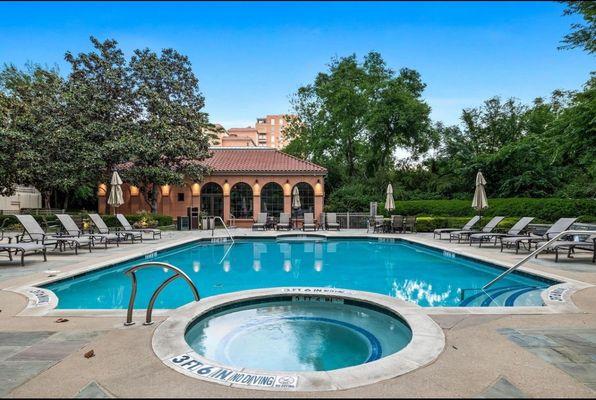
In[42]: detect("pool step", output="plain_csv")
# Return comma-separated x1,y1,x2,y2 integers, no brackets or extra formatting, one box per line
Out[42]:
459,285,544,307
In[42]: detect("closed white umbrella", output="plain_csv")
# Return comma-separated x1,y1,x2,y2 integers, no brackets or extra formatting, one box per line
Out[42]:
292,186,301,209
385,184,395,212
107,171,124,214
472,171,489,215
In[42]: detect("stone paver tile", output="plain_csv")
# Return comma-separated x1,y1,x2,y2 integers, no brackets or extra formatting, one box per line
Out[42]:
552,362,596,385
476,377,527,398
505,333,559,348
0,346,25,362
525,347,578,364
0,360,55,397
75,381,112,398
0,331,55,346
545,333,593,348
7,341,89,362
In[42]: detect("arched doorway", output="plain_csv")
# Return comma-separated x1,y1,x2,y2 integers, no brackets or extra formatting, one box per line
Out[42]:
230,182,253,219
200,182,223,218
292,182,314,218
261,182,284,217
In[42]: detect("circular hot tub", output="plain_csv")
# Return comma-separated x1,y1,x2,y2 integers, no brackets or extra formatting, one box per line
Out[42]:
153,288,444,391
185,298,412,372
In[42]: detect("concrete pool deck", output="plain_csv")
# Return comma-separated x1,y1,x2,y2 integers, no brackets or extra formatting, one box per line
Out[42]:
0,229,595,397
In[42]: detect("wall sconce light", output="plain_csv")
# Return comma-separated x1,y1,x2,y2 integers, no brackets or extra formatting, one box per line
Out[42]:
161,185,171,197
223,182,230,196
130,186,140,196
97,184,107,197
284,182,292,196
191,183,200,196
253,182,261,196
315,182,323,196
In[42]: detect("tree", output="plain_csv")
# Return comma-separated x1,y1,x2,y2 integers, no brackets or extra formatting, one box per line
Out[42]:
64,36,137,182
0,64,102,208
285,52,434,195
121,48,212,213
559,1,596,54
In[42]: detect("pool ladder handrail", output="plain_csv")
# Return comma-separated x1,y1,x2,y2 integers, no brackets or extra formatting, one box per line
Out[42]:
483,229,596,290
211,216,235,244
124,262,200,326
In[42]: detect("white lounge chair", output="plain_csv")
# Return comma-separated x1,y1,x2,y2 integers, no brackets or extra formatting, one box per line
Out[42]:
116,214,161,239
469,217,534,247
88,214,142,243
14,214,93,254
449,216,505,243
501,217,578,254
56,214,120,249
433,216,481,239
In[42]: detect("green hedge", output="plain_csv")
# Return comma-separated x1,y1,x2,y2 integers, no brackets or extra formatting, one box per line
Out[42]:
388,198,596,223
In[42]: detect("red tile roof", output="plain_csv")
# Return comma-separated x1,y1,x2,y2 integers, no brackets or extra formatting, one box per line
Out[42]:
202,148,327,176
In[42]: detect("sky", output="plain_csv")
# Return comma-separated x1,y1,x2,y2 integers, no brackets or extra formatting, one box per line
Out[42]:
0,1,593,129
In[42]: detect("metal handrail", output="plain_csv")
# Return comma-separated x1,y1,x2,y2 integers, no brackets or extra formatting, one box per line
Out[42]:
124,262,200,326
211,216,235,244
483,230,596,290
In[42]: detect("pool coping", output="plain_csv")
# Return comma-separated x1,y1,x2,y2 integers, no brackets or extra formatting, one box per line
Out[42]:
151,287,446,392
4,232,593,318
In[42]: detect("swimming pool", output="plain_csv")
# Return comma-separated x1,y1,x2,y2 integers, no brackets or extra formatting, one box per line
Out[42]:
44,238,556,309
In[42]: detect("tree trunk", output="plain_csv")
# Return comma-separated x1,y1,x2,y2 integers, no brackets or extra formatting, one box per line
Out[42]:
150,185,158,215
43,191,52,210
63,193,69,211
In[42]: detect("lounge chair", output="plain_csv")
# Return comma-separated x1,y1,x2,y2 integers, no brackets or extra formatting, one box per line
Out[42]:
14,214,93,254
433,216,481,239
326,213,340,230
0,242,47,266
276,213,291,230
391,215,404,233
449,216,505,243
469,217,534,247
537,233,595,263
89,213,141,243
56,214,120,249
116,214,162,239
403,216,417,233
252,213,267,231
500,217,578,254
302,213,316,231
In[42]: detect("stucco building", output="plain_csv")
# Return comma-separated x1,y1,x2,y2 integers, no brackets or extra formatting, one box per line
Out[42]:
98,147,326,228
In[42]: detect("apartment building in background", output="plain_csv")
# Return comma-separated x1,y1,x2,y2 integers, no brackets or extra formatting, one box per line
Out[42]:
211,114,294,149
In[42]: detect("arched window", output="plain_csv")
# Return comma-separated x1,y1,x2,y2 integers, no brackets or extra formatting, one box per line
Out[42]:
200,182,223,218
292,182,314,218
230,182,253,219
261,182,284,217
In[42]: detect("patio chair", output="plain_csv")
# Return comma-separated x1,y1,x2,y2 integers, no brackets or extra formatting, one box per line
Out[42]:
14,214,93,254
117,214,162,239
88,214,141,243
433,216,481,239
252,213,268,231
0,241,47,266
403,216,417,233
303,213,316,231
500,217,578,254
372,215,384,233
391,215,404,233
318,212,327,230
56,214,120,249
449,216,505,243
276,213,291,230
326,213,340,230
536,233,595,263
469,217,534,247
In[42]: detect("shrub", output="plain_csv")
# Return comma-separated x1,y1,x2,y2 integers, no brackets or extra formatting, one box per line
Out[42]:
390,198,595,223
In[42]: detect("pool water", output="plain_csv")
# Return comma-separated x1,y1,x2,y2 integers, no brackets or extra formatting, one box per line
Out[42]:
45,238,554,309
185,300,412,372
